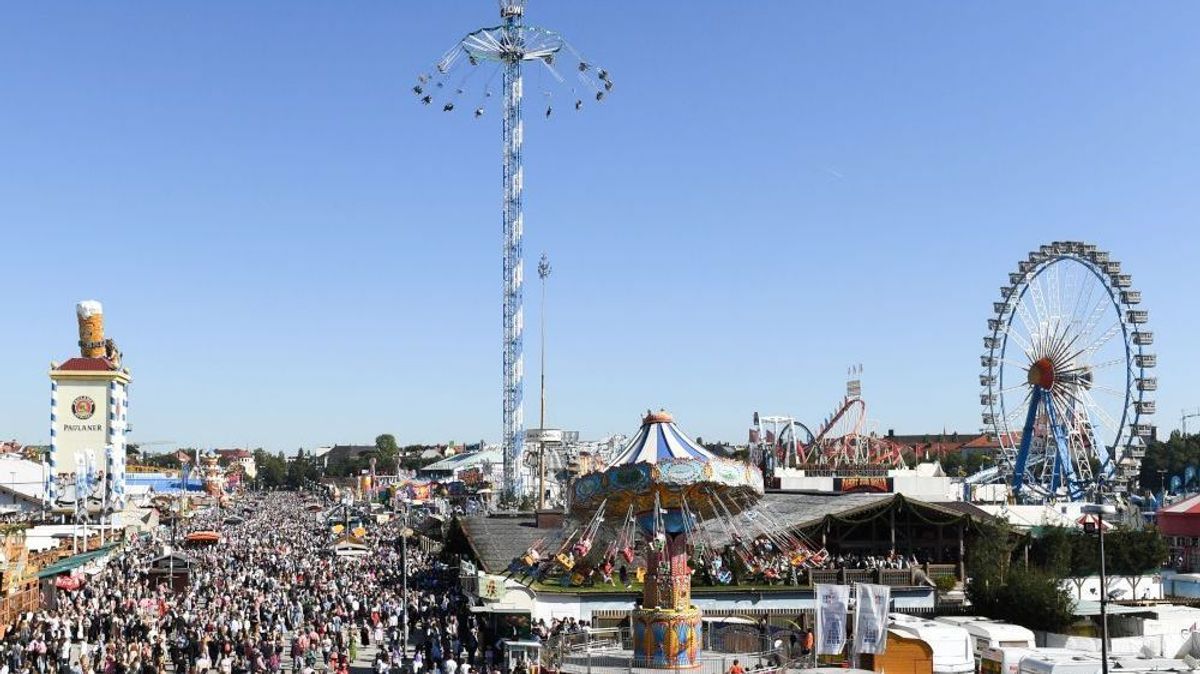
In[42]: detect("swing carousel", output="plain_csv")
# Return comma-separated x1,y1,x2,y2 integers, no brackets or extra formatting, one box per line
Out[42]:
566,410,765,669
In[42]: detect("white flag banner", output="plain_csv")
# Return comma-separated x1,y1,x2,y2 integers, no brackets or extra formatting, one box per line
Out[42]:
815,584,850,655
853,583,892,655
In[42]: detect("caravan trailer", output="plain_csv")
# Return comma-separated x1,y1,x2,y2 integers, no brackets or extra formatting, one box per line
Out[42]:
1017,652,1101,674
934,616,1036,666
981,648,1087,674
889,614,975,674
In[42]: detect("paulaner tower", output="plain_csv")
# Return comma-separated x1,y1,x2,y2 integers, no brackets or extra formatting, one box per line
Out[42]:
47,301,130,512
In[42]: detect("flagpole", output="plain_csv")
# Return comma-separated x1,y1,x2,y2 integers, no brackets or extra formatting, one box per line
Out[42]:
101,447,109,547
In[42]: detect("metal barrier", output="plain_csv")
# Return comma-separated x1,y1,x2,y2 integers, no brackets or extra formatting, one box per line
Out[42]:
550,628,788,674
558,648,785,674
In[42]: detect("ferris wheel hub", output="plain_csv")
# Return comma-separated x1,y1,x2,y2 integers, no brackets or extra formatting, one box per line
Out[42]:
1027,357,1056,390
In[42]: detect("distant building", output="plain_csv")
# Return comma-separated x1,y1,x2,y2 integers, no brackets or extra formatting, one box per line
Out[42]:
214,449,256,478
322,445,376,468
0,455,53,515
418,449,502,482
885,431,978,460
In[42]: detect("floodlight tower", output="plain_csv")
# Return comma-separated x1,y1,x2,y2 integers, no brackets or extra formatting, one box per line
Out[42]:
417,1,613,500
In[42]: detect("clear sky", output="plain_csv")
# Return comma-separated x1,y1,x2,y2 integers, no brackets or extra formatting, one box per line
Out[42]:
2,2,1198,453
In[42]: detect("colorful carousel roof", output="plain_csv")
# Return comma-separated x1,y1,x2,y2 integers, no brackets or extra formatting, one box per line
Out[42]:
569,410,763,523
609,410,718,465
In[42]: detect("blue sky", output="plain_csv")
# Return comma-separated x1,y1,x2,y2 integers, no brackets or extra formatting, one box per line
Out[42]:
2,2,1198,453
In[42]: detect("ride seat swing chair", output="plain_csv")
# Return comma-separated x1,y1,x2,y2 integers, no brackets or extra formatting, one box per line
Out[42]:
615,505,637,564
571,497,607,558
554,529,579,571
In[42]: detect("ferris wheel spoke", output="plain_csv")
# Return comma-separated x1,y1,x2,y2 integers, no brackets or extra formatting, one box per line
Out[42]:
1076,295,1115,348
1080,322,1122,358
997,383,1029,396
1050,258,1065,321
1000,358,1032,372
1012,303,1042,354
1002,390,1034,428
1077,356,1126,372
997,324,1035,359
1072,387,1122,446
1068,268,1099,334
1026,279,1052,332
1090,383,1132,399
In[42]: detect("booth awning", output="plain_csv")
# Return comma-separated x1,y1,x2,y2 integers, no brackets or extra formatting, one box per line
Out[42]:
37,545,117,579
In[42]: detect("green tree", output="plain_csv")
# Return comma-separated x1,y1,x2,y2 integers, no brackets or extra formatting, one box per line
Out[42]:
967,521,1075,632
993,569,1075,633
1139,431,1200,492
1108,527,1168,598
1028,525,1073,578
376,434,398,455
253,448,287,488
966,520,1019,597
287,450,322,489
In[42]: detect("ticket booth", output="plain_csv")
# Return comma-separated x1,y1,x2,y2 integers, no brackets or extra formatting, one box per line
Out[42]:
147,552,192,594
504,641,541,674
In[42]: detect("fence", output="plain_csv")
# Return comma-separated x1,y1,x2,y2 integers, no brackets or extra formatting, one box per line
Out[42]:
550,628,791,674
0,586,41,636
792,564,958,588
417,535,443,554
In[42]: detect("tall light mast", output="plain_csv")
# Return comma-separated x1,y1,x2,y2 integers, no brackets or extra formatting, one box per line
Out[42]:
537,252,551,509
417,1,613,501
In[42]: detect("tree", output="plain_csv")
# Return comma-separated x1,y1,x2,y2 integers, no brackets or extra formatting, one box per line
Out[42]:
376,434,398,455
1139,431,1200,492
993,569,1075,633
966,520,1019,598
967,521,1075,632
1107,527,1168,599
1028,525,1073,578
253,448,287,489
287,450,322,490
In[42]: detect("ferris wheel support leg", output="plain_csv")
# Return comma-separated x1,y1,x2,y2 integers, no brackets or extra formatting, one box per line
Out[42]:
1044,396,1085,501
1013,388,1043,498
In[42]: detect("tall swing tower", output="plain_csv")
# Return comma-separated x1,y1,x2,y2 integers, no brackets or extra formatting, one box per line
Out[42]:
416,1,613,499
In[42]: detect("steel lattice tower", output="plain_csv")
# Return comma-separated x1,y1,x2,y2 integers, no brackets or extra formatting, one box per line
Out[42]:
417,1,613,500
499,2,526,501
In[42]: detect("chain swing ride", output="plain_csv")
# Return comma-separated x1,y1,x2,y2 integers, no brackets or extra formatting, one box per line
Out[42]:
417,1,613,500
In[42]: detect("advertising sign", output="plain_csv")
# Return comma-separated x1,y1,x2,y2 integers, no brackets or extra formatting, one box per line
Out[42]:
853,583,892,655
815,584,850,655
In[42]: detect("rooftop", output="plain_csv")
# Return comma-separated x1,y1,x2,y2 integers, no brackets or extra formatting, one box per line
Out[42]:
421,449,502,473
54,357,119,372
455,491,989,574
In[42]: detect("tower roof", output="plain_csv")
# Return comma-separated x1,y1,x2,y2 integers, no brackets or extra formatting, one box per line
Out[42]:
55,357,119,372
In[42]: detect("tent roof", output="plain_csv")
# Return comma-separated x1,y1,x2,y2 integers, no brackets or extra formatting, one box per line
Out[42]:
1161,493,1200,515
608,411,716,467
37,544,118,578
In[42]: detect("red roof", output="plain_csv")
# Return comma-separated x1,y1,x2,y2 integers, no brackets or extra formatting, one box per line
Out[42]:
56,357,117,372
216,448,252,459
1161,493,1200,515
962,432,1021,449
1158,494,1200,537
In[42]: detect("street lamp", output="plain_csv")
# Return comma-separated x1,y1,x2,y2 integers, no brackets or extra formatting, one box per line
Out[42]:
536,253,552,511
1082,502,1117,674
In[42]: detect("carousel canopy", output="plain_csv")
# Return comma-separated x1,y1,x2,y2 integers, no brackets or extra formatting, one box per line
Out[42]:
608,411,717,467
570,410,764,524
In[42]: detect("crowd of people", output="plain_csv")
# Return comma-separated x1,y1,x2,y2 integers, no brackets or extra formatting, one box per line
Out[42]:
0,492,513,674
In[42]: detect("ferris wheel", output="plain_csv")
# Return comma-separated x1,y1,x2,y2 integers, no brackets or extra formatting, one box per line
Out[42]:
981,241,1155,502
